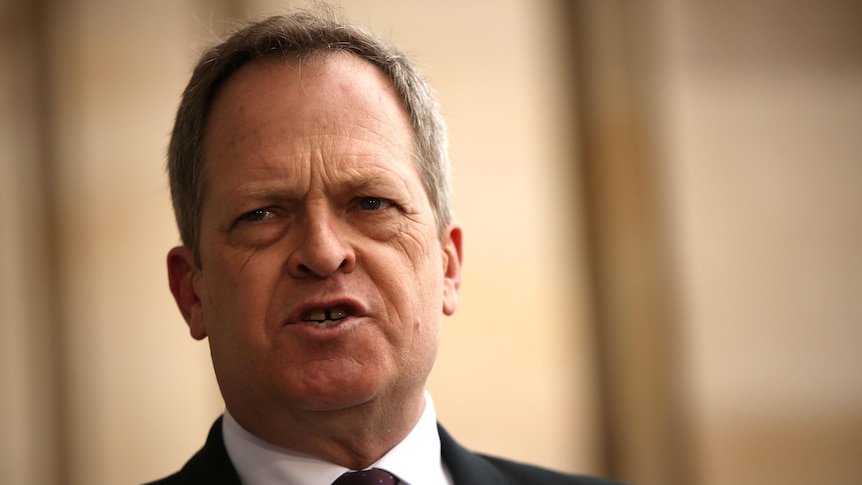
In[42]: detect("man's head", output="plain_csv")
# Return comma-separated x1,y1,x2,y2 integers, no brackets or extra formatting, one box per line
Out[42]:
168,8,452,263
165,8,462,461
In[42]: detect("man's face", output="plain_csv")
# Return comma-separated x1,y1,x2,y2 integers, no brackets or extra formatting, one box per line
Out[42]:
168,55,462,428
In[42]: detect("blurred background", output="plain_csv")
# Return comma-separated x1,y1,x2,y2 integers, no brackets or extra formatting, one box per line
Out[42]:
2,0,860,484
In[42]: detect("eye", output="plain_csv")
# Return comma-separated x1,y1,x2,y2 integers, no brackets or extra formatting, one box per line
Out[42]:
356,197,393,211
239,208,275,222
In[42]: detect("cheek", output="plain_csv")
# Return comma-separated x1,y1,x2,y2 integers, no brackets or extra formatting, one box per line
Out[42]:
374,236,441,304
200,251,281,339
407,240,446,304
201,261,281,387
373,234,445,340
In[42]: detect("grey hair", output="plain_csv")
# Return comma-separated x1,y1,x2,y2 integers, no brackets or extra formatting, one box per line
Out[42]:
168,6,451,262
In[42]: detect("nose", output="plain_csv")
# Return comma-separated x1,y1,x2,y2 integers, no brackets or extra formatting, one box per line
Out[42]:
286,209,356,279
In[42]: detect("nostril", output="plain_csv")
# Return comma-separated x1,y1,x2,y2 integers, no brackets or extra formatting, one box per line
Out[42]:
287,242,354,278
293,260,345,278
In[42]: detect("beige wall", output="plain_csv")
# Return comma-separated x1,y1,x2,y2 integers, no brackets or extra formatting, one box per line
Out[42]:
649,1,862,483
2,1,861,485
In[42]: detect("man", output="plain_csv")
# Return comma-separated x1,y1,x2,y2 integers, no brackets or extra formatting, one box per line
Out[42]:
151,7,625,485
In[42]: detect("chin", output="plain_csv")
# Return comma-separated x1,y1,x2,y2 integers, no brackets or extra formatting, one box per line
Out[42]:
280,370,386,412
284,386,381,413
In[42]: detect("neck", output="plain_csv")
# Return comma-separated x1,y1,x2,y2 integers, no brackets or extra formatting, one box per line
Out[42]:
229,391,426,470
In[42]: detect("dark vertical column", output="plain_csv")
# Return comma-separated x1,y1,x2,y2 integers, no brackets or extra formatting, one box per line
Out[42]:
24,0,68,482
563,1,692,484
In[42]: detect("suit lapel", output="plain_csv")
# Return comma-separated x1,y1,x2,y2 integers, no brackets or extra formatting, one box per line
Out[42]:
438,423,513,485
180,416,242,484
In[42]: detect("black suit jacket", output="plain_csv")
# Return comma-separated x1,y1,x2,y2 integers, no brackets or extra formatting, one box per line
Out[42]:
145,417,627,485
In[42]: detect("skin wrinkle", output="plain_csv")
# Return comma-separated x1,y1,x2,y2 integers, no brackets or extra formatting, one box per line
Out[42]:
296,54,438,230
201,57,434,255
221,148,418,255
171,20,455,259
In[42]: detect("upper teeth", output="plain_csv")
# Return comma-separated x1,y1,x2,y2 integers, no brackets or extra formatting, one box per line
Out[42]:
303,306,348,322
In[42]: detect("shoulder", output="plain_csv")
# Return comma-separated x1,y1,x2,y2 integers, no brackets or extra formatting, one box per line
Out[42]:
142,417,241,485
438,423,629,485
478,454,628,485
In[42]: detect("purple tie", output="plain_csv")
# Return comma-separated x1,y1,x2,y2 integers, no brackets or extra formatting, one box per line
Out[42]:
331,468,401,485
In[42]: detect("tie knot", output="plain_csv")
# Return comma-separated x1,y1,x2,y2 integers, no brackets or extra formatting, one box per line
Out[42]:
332,468,400,485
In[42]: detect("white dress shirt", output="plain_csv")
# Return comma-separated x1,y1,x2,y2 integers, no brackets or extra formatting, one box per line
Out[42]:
222,391,453,485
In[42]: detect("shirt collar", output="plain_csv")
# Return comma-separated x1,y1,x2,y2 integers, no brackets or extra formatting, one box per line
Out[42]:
222,391,452,485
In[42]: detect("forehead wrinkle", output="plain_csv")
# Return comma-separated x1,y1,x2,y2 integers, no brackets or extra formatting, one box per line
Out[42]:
233,182,302,203
339,169,413,199
301,129,416,197
321,143,416,190
206,55,425,212
220,155,309,203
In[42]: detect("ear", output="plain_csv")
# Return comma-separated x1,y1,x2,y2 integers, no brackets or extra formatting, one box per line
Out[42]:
167,246,208,340
441,222,463,316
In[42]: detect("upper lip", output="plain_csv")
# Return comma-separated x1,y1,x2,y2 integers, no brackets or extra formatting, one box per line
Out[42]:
287,297,367,324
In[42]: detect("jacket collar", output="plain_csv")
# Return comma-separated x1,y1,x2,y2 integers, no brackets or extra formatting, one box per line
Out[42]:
168,417,509,485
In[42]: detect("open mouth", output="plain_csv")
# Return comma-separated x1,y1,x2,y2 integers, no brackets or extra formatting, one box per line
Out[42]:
301,306,350,329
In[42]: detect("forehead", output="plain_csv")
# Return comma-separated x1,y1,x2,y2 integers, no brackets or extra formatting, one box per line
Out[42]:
202,53,419,190
208,53,412,141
